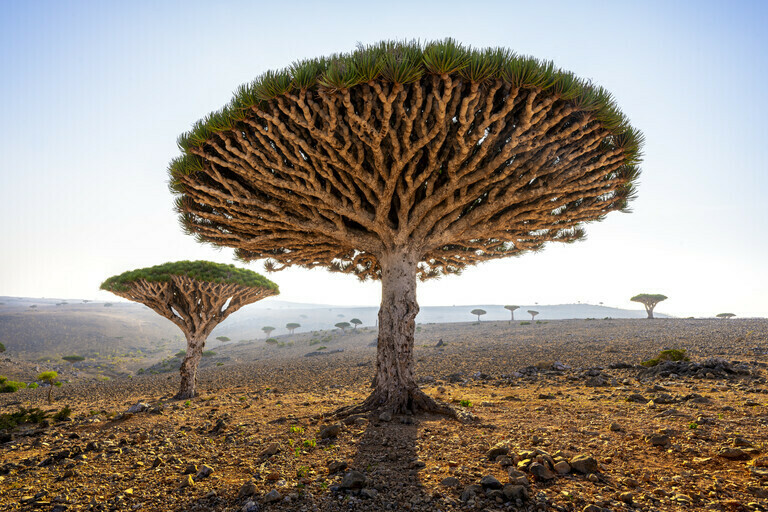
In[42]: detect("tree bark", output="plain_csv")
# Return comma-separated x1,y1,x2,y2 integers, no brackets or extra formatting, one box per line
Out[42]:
646,304,654,319
338,250,454,417
176,335,204,399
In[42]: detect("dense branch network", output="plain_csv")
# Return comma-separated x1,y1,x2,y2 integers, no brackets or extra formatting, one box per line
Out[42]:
175,73,638,279
106,276,275,338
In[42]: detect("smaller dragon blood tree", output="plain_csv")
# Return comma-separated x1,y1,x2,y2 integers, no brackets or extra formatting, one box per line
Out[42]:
630,293,667,319
101,261,278,399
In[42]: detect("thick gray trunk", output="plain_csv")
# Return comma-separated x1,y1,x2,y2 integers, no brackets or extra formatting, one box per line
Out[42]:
176,335,204,399
646,305,654,319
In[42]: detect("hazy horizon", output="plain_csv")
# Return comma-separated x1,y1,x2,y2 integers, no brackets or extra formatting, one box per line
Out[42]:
1,1,766,318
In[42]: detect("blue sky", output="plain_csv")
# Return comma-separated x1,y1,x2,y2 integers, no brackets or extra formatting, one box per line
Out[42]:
1,0,766,317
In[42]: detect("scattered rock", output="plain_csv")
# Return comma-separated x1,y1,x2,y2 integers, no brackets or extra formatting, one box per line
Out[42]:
340,470,366,490
480,475,502,489
719,447,750,460
554,460,571,475
327,460,347,474
182,463,198,475
609,422,622,432
503,483,528,501
237,480,257,498
195,464,213,481
318,424,341,439
240,500,259,512
263,489,282,503
440,476,459,487
259,443,280,458
486,443,509,459
378,412,392,422
125,402,149,414
570,454,598,474
529,462,555,481
647,434,671,449
178,475,194,489
460,484,482,502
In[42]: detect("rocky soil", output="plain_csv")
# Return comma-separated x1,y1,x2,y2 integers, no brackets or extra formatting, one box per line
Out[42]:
1,318,767,511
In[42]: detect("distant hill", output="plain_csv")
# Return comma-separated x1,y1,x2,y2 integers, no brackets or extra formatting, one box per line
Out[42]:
0,296,665,362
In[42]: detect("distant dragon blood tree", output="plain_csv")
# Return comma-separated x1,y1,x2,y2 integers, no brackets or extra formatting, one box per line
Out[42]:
169,40,643,415
631,293,667,319
471,309,486,322
716,313,735,319
504,305,519,322
101,261,278,399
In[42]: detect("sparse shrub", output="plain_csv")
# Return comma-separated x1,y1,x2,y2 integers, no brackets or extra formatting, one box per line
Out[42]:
175,350,186,357
62,355,85,363
37,371,60,403
216,336,231,342
520,321,531,326
28,382,39,389
688,421,698,430
0,407,48,431
641,348,689,367
0,342,5,353
265,337,278,345
317,346,327,351
216,362,224,366
290,425,305,434
202,350,216,357
458,399,473,408
0,378,27,393
53,406,72,422
303,438,316,448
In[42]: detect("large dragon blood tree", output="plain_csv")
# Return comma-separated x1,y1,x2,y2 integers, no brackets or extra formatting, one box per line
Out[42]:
101,261,278,399
169,40,643,415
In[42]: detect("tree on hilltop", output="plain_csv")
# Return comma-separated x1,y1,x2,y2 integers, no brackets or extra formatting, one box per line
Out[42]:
631,293,667,319
262,326,276,337
101,261,278,399
286,322,300,334
38,371,61,404
471,309,487,322
528,310,539,321
716,313,735,319
169,40,643,415
350,318,362,329
504,305,519,323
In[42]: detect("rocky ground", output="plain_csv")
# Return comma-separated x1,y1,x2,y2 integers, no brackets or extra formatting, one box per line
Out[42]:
1,318,767,512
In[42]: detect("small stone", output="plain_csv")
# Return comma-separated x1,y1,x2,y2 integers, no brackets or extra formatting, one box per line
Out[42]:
733,436,753,447
460,484,482,502
378,411,392,422
582,506,603,512
152,457,163,468
124,488,133,496
529,462,555,481
440,476,459,487
647,434,671,448
263,489,282,503
486,443,509,460
570,454,599,474
503,483,528,501
259,443,280,458
318,424,341,439
587,473,599,483
237,480,257,498
340,470,366,490
609,422,622,432
182,463,197,475
195,464,214,481
480,475,502,489
619,491,633,503
327,460,347,474
126,403,148,414
554,460,571,475
240,500,259,512
61,469,77,479
673,494,692,504
178,475,194,489
719,447,750,460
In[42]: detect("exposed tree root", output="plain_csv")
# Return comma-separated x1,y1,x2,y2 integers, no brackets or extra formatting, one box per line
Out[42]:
332,387,462,421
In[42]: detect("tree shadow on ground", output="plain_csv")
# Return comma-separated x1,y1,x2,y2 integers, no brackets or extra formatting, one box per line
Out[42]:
319,415,434,512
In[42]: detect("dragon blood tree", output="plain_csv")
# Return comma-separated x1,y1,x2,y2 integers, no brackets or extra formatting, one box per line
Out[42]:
630,293,667,319
169,40,643,415
101,261,278,399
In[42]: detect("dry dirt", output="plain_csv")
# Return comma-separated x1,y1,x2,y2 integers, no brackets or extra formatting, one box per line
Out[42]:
1,318,767,512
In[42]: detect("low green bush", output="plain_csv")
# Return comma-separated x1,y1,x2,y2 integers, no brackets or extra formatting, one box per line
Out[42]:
202,350,216,357
641,348,689,367
265,338,278,345
520,321,531,325
0,377,27,393
53,406,72,422
0,407,48,431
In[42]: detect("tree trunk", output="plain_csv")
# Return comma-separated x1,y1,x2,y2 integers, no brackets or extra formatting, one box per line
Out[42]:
646,304,654,319
339,250,454,417
176,335,204,399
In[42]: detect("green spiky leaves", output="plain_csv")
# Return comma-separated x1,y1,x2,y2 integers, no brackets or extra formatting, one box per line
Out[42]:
101,261,279,293
171,39,644,187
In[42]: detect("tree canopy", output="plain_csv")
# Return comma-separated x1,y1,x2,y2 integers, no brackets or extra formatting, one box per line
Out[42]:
716,313,736,319
101,260,277,293
169,39,642,281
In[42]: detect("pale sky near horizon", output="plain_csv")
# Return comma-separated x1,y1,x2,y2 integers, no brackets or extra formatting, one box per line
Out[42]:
1,0,766,317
